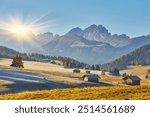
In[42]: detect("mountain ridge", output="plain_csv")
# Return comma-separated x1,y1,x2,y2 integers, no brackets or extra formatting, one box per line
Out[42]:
0,24,150,64
44,24,150,64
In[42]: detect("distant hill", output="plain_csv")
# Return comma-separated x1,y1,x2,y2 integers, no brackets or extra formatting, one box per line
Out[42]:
0,46,19,58
101,44,150,71
0,46,89,69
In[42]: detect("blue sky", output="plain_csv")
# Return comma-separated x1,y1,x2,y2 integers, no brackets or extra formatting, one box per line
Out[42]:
0,0,150,37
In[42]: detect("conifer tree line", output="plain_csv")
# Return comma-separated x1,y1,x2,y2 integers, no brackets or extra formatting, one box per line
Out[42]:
101,44,150,71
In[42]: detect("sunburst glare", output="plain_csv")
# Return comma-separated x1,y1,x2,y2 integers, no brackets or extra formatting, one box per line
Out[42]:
0,13,55,53
0,13,55,42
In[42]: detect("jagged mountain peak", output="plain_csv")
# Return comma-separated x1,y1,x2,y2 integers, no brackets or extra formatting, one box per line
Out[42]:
83,24,111,43
67,27,83,36
87,24,98,28
85,24,109,32
65,24,131,47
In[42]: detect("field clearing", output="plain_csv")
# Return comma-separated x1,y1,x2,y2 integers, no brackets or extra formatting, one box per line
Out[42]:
0,59,150,87
0,59,108,87
0,59,112,93
0,85,150,100
101,75,123,84
0,58,101,75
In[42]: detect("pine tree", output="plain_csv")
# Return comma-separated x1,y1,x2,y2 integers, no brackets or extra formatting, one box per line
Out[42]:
10,54,24,68
112,68,120,76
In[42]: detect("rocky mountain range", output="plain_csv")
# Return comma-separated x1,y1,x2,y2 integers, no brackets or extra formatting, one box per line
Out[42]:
0,24,150,64
67,24,131,47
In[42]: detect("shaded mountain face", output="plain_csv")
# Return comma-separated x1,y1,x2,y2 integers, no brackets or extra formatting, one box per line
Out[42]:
44,34,120,64
0,24,150,64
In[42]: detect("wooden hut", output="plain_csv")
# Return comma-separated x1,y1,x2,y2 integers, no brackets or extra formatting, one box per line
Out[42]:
86,70,91,74
83,74,100,83
73,69,80,73
123,76,141,85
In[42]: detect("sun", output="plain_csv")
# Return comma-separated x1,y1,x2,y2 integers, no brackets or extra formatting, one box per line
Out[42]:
11,25,29,35
9,22,33,41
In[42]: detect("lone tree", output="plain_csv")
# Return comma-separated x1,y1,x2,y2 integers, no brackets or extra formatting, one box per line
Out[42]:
10,54,24,68
112,68,120,76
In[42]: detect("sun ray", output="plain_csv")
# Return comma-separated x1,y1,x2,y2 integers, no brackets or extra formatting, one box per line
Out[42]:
0,13,56,54
0,13,55,42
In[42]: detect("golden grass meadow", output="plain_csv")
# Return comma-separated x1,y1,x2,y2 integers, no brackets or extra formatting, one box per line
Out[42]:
0,59,150,100
0,85,150,100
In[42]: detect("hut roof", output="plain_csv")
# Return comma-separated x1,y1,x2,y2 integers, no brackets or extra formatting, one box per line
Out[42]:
73,69,80,71
123,76,141,81
83,74,100,79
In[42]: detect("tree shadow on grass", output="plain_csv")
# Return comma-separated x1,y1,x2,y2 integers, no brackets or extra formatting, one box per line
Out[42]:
0,69,69,95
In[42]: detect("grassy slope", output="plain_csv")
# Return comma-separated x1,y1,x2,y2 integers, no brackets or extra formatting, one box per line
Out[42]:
121,66,150,78
0,85,150,100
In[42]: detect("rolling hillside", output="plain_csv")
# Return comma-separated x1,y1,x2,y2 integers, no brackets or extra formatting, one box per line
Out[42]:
0,46,89,69
101,44,150,71
0,46,19,58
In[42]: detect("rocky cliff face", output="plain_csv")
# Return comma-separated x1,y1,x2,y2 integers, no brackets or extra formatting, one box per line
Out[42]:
67,24,131,47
